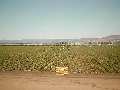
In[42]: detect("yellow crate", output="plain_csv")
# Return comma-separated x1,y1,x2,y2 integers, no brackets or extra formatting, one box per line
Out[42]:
56,67,69,75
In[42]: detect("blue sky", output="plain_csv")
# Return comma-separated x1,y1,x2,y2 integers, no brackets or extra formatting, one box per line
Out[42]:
0,0,120,39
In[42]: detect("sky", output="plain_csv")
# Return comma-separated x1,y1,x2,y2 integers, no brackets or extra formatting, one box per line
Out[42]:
0,0,120,39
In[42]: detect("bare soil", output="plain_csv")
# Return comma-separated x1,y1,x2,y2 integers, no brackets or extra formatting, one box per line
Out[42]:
0,72,120,90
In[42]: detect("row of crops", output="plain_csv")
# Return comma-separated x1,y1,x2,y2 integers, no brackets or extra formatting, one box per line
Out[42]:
0,45,120,74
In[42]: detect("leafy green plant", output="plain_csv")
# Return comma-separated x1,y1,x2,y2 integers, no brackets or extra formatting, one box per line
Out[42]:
0,45,120,74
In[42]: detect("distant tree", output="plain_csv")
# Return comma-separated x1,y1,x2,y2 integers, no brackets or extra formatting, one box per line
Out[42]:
88,42,92,44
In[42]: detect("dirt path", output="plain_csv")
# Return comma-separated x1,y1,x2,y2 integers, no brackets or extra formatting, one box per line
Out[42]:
0,72,120,90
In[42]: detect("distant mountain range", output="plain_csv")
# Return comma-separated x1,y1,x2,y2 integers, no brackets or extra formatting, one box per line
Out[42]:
80,35,120,42
102,35,120,40
0,35,120,44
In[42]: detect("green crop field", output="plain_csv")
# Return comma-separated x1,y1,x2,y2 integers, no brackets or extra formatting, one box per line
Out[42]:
0,45,120,74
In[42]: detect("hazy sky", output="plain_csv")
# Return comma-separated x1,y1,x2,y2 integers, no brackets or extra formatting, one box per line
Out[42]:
0,0,120,39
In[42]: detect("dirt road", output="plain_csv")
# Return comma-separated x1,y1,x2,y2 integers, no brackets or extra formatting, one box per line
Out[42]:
0,72,120,90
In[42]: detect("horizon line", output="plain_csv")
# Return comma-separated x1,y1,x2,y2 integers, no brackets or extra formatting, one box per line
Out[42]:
0,34,120,40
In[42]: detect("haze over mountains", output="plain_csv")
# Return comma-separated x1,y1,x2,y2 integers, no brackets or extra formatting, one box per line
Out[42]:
0,35,120,44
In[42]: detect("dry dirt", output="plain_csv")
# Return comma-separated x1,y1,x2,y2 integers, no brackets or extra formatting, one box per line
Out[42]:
0,72,120,90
